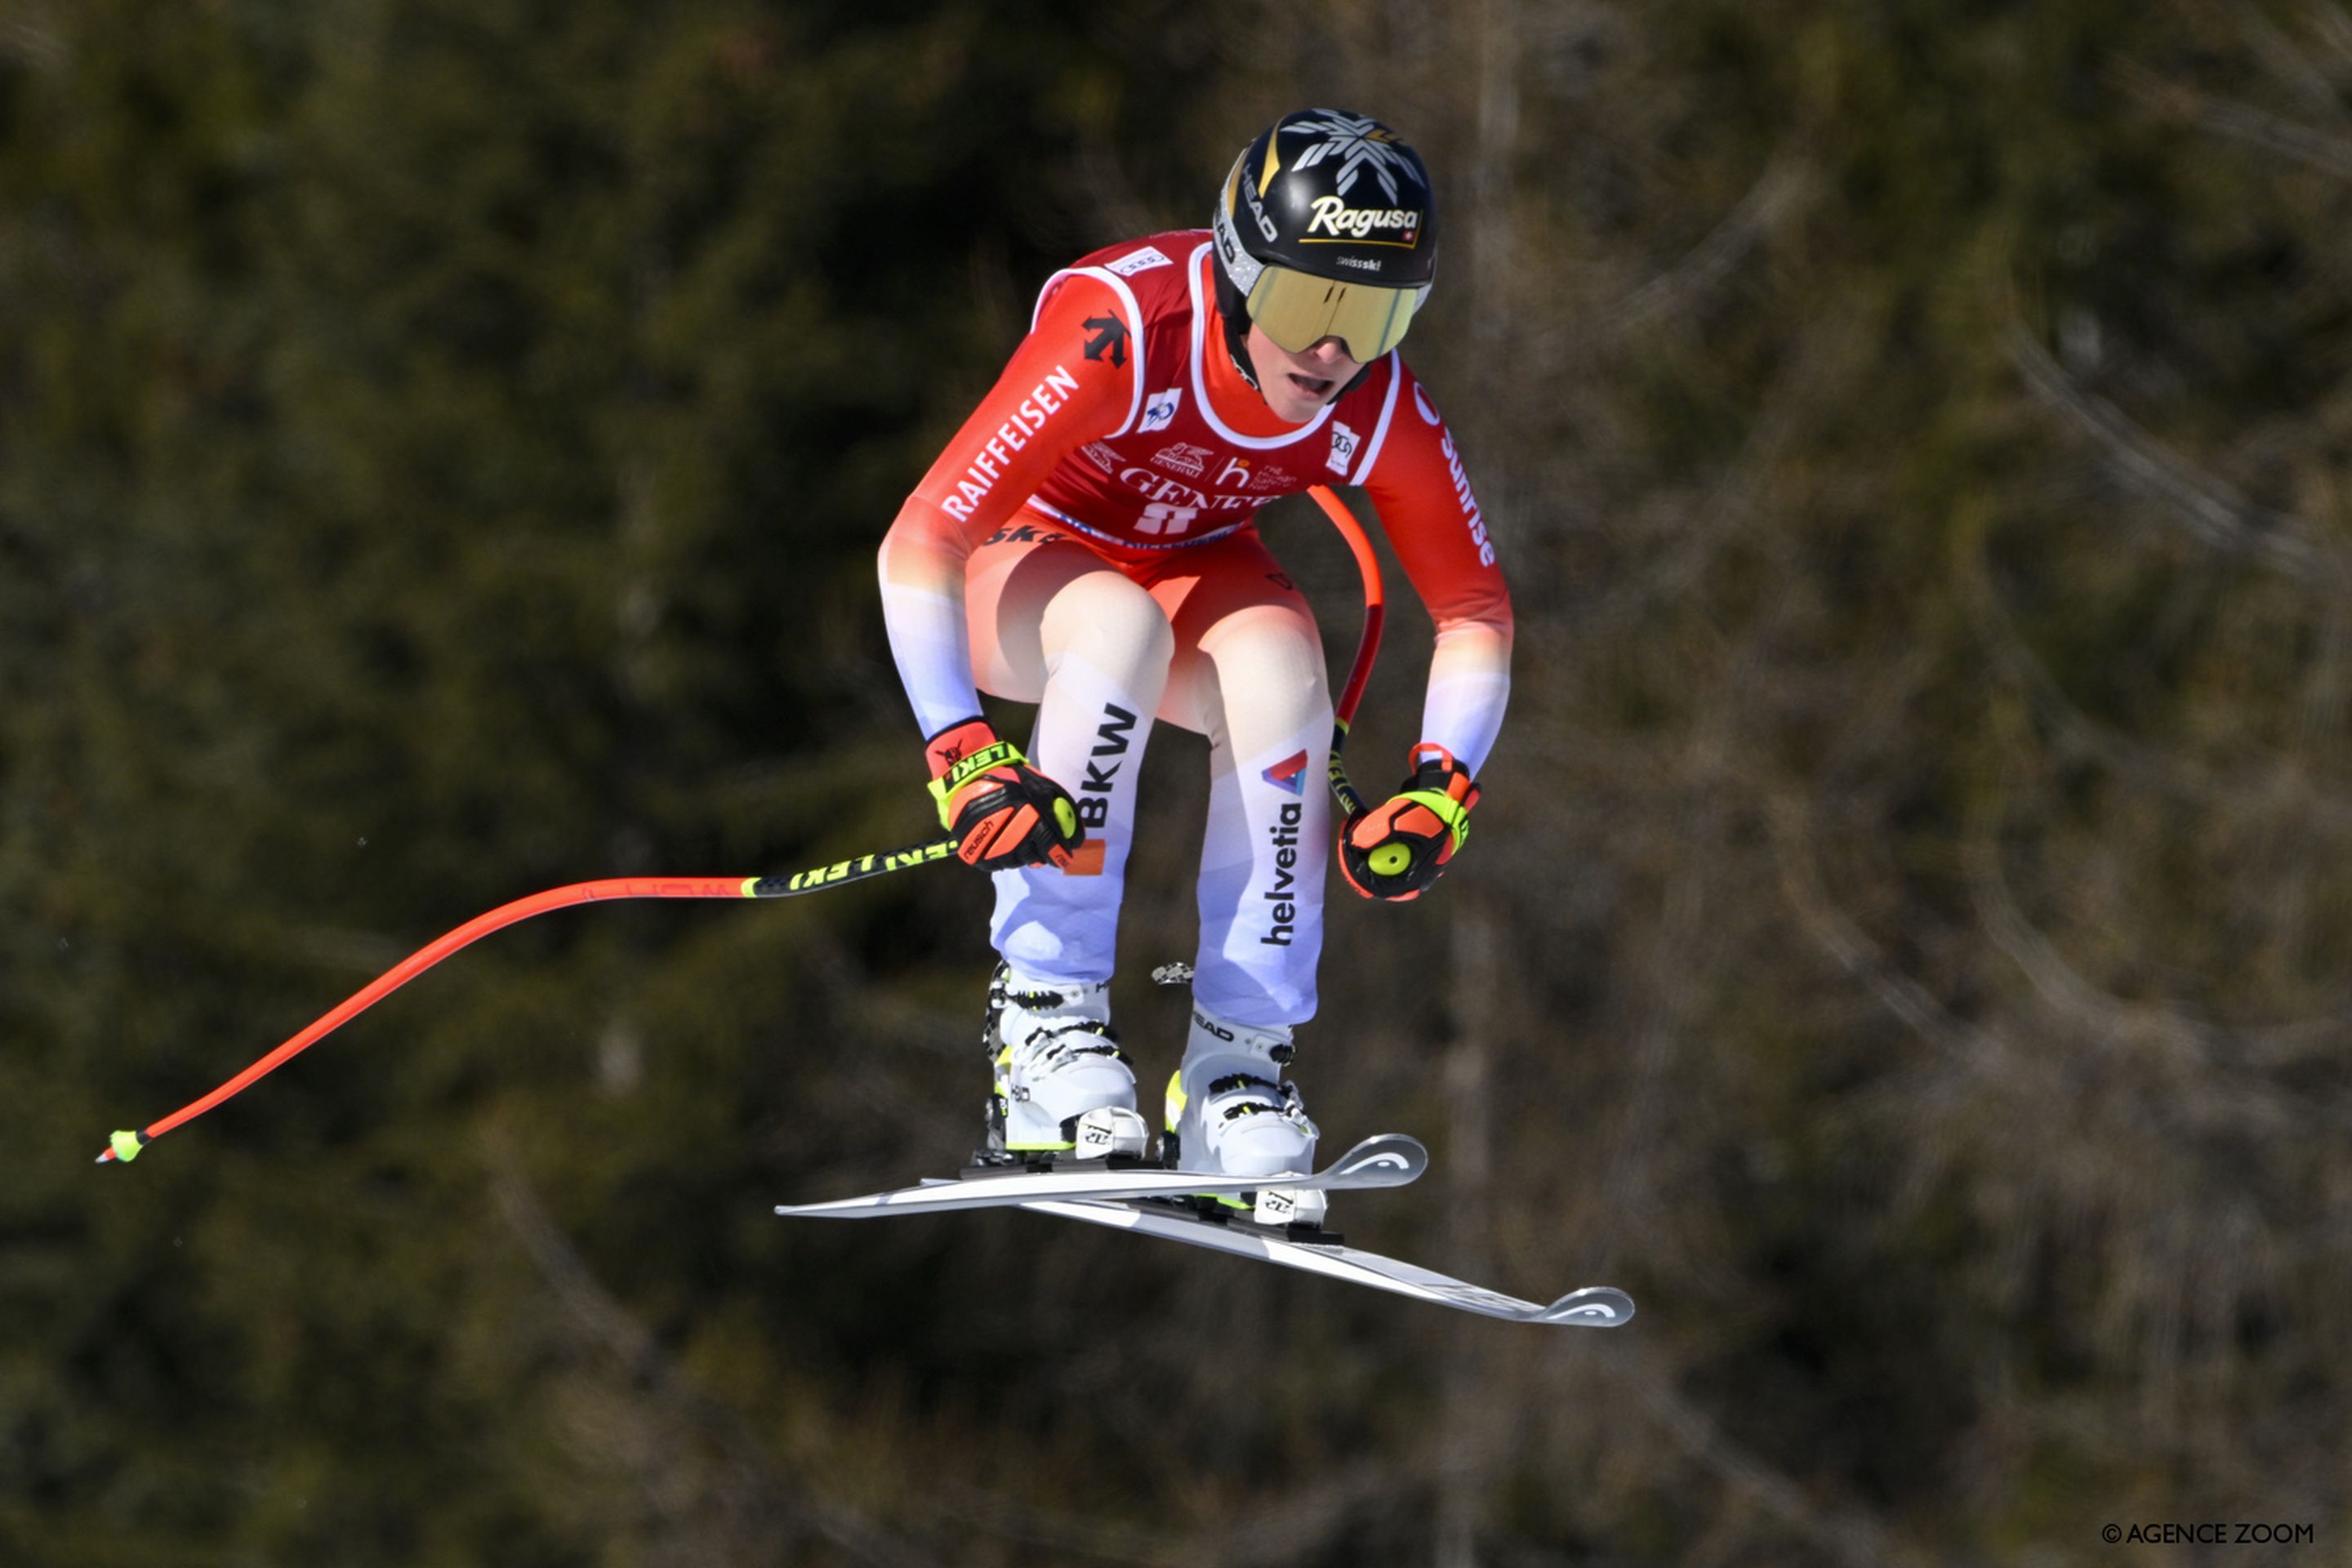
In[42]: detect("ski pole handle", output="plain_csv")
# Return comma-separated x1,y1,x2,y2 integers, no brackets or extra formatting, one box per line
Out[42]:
95,835,960,1166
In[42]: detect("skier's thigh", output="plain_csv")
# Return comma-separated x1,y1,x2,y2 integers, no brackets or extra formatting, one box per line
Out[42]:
1152,535,1326,737
966,524,1168,700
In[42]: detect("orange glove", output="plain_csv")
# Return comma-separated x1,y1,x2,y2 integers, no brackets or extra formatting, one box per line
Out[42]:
925,719,1084,871
1339,743,1479,901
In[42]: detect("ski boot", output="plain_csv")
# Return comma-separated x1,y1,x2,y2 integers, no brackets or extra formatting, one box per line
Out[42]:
979,963,1149,1165
1160,1004,1325,1228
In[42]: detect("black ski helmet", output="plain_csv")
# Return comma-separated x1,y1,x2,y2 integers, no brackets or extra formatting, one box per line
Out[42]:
1211,109,1439,389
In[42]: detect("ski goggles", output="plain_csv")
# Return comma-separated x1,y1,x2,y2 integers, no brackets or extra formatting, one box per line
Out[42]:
1243,265,1426,363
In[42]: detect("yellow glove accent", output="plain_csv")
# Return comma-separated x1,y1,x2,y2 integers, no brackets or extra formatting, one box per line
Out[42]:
1396,787,1473,853
926,739,1027,827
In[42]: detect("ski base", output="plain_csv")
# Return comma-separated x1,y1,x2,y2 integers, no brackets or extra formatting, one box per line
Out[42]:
1018,1194,1636,1328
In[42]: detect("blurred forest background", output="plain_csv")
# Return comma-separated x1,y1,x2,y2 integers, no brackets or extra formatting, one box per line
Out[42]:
7,0,2350,1563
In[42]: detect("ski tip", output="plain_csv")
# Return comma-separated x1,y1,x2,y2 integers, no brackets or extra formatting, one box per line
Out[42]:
1540,1286,1635,1327
1328,1134,1429,1187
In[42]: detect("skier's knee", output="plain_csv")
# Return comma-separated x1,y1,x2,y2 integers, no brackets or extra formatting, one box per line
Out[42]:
1045,573,1172,675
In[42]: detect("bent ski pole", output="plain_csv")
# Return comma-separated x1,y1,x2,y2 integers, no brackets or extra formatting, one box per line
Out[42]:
103,493,1384,1168
95,835,959,1165
1304,483,1386,819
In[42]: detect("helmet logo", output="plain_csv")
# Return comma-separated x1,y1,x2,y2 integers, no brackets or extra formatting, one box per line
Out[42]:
1226,163,1278,247
1214,169,1269,291
1281,110,1423,204
1240,178,1278,242
1304,194,1422,244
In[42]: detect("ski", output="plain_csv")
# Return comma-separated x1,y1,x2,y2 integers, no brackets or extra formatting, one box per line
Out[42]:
773,1133,1427,1219
1014,1195,1636,1327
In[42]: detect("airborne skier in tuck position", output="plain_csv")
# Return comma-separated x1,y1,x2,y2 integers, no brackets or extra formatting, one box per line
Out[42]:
91,109,1612,1321
876,109,1510,1223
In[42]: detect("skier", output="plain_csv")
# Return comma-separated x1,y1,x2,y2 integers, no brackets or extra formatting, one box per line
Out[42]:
875,109,1510,1218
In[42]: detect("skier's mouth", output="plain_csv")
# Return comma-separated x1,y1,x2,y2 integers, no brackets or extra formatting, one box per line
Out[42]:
1287,372,1336,400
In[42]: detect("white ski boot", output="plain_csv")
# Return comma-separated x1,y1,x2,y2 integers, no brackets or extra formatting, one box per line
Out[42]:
1161,1005,1325,1227
982,964,1149,1161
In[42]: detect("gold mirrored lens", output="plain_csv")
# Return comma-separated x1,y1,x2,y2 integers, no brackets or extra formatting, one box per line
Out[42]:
1246,267,1419,362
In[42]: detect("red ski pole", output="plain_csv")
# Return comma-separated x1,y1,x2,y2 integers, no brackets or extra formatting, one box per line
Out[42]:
1304,483,1386,820
95,838,958,1165
100,489,1388,1168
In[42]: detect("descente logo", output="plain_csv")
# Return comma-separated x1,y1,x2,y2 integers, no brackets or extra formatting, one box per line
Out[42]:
1306,195,1422,242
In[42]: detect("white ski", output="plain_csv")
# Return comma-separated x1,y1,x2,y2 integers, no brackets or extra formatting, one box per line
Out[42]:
773,1133,1427,1219
1015,1195,1636,1328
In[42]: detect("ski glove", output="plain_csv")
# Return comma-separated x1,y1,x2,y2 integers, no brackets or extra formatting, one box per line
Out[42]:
925,718,1084,871
1339,743,1480,902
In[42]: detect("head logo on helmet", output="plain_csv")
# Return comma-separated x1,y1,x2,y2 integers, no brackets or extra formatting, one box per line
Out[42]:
1211,109,1439,394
